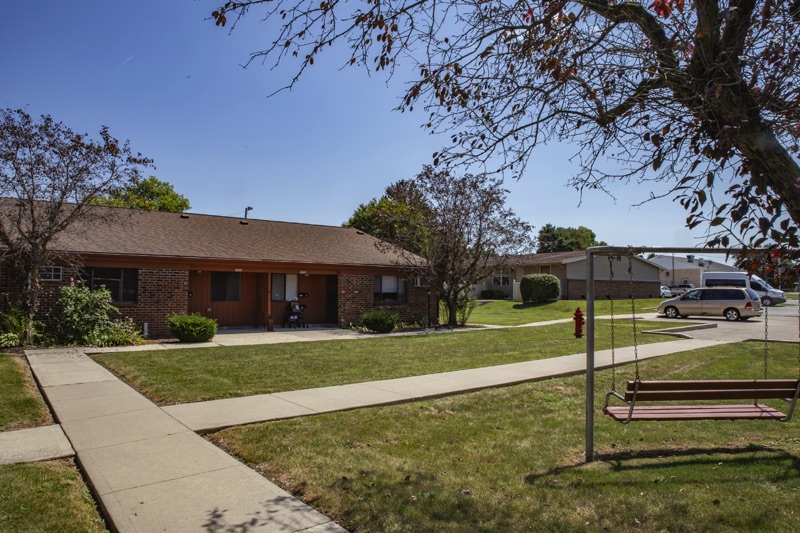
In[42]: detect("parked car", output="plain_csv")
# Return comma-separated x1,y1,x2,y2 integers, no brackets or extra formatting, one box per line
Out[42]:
660,285,671,298
700,271,786,306
668,283,695,297
658,287,763,321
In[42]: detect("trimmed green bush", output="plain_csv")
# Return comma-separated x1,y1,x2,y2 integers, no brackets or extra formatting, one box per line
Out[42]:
520,274,560,304
55,282,142,347
169,313,218,342
362,310,399,333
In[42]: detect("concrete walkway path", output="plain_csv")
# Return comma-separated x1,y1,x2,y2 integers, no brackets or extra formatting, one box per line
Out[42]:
163,338,731,432
15,318,752,532
26,347,346,533
0,424,74,465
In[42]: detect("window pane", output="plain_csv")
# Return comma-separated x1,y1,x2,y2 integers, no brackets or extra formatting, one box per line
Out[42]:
271,274,286,301
211,272,228,301
382,275,398,292
227,273,241,302
122,269,138,303
285,274,298,301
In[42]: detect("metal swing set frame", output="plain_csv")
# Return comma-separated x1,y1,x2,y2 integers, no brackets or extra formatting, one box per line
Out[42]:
584,246,800,463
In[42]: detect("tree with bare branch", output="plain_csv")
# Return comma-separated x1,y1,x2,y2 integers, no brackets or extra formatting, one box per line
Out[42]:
211,0,800,259
355,166,533,327
0,109,152,342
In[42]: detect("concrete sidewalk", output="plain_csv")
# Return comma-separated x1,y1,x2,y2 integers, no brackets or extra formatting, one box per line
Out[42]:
163,338,731,432
26,348,346,533
20,331,733,532
0,424,74,465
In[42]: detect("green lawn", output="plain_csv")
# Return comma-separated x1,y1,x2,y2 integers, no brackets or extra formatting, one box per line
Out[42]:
94,320,670,404
210,342,800,532
469,298,664,326
0,460,108,533
0,353,108,532
0,354,51,431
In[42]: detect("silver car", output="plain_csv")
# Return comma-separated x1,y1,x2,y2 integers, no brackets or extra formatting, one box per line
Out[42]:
658,287,763,321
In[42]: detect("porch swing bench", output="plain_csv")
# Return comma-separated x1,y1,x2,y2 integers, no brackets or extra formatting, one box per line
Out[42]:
603,379,800,423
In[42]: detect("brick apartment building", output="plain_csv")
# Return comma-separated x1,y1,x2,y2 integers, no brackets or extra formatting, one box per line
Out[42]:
0,202,435,338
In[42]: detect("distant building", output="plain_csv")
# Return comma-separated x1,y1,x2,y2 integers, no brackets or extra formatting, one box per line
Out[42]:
648,254,739,288
473,251,662,301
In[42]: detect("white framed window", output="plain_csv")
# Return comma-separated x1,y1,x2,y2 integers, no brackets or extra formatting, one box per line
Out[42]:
271,273,299,301
493,267,510,286
413,276,429,287
540,265,551,275
39,266,63,282
374,275,406,303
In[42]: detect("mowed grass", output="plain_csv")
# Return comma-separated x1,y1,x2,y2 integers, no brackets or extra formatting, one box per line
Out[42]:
470,298,664,326
0,459,108,533
210,342,800,532
0,353,107,532
0,354,51,431
94,320,669,404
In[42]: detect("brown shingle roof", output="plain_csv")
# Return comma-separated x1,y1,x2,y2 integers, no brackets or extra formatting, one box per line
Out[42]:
2,200,408,267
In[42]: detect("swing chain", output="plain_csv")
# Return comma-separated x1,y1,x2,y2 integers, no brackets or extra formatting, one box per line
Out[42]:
627,249,640,382
763,303,769,380
608,255,616,392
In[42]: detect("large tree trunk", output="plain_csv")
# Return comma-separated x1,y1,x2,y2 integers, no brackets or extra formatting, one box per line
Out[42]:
736,123,800,226
446,298,459,328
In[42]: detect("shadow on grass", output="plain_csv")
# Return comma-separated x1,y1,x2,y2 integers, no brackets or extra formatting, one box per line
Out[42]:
511,302,554,310
525,445,800,486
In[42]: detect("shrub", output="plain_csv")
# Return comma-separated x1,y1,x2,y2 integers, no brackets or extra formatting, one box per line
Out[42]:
0,333,19,349
438,293,477,325
520,274,561,304
105,317,144,346
361,310,399,333
55,282,141,347
493,290,506,299
169,313,218,342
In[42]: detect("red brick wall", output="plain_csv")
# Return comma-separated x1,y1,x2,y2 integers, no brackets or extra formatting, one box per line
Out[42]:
118,269,189,338
337,274,437,327
1,265,188,340
567,280,661,300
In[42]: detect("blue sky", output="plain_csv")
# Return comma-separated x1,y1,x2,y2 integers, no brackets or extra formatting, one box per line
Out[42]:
2,1,709,247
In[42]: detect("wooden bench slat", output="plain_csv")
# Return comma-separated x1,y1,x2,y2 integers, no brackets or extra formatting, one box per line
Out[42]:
623,389,796,402
604,405,786,422
625,379,799,391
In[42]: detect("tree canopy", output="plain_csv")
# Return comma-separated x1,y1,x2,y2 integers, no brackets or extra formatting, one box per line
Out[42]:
537,224,606,253
93,176,190,212
343,179,429,254
0,108,151,341
357,166,533,326
211,0,800,260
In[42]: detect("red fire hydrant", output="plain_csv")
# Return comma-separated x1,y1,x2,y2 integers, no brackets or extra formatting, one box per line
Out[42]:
573,307,585,338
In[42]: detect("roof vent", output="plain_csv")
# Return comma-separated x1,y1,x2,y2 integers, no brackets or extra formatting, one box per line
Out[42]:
240,220,249,225
686,254,694,263
356,230,364,235
180,214,189,219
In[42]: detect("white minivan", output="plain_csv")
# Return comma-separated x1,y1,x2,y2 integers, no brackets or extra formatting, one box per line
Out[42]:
700,272,786,306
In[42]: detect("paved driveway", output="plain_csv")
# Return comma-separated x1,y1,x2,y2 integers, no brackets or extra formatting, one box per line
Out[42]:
651,300,799,343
